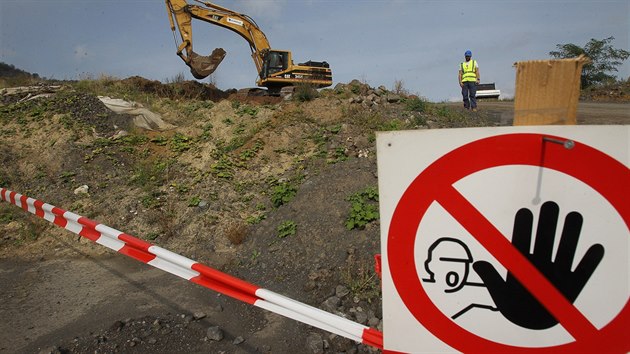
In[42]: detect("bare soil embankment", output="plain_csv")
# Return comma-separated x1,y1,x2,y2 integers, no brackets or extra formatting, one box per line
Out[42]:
1,75,628,354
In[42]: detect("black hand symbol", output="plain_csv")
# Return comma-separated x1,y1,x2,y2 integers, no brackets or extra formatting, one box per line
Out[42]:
473,201,604,330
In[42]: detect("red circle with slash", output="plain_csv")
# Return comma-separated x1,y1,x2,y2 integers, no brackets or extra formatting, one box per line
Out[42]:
388,133,629,353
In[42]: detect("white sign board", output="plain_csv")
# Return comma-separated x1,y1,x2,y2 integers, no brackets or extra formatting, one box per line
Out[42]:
377,126,629,353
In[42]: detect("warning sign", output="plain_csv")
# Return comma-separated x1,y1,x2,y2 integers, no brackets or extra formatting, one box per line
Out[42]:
377,126,629,353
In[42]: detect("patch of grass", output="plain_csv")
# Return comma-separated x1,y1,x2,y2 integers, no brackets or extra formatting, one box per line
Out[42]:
120,134,149,146
0,206,16,223
271,181,297,208
403,96,428,113
327,147,348,164
173,183,189,194
239,139,264,161
146,232,160,241
246,212,266,225
328,124,342,134
183,100,214,117
342,259,380,303
0,172,11,186
129,159,170,187
345,186,379,230
141,191,165,209
198,122,213,141
277,220,296,238
411,114,427,127
150,136,168,146
237,105,258,117
233,123,246,135
59,171,76,183
210,155,234,179
378,119,403,132
350,83,361,95
187,195,201,207
170,133,194,152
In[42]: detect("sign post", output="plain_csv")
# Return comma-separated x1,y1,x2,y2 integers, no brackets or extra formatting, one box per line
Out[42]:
377,126,629,353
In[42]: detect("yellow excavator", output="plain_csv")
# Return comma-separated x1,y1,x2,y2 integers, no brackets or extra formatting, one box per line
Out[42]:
165,0,333,95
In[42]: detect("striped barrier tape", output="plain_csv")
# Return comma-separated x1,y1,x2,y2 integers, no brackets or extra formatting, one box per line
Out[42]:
0,188,383,349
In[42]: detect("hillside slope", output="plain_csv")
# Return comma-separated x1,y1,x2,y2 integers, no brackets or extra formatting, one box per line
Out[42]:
1,76,498,353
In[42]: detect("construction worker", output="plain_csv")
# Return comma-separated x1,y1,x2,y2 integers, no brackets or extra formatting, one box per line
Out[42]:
458,50,480,111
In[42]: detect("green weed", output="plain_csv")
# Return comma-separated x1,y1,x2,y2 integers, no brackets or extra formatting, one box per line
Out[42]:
210,155,234,179
150,136,168,146
246,213,266,225
271,181,297,207
237,105,258,117
59,171,76,183
277,220,297,238
345,186,379,230
188,195,201,207
141,191,165,209
170,133,194,152
404,96,428,112
342,259,381,303
328,147,348,164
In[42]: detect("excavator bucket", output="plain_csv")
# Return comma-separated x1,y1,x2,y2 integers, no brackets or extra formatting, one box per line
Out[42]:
189,48,227,79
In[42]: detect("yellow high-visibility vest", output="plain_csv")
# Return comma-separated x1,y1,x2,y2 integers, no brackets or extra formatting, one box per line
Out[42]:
461,60,477,82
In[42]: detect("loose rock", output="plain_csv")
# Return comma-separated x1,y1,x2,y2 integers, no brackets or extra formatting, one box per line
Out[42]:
335,285,350,298
320,295,341,312
206,326,224,341
306,332,324,354
192,311,207,320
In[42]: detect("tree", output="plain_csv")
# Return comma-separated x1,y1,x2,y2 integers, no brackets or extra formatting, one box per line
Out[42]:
549,36,630,88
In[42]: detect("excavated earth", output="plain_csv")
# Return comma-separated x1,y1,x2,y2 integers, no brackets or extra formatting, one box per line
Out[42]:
0,76,628,354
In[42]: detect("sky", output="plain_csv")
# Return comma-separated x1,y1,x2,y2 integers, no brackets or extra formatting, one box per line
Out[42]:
1,0,629,102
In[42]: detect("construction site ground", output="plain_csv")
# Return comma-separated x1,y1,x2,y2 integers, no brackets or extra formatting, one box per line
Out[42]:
0,76,628,354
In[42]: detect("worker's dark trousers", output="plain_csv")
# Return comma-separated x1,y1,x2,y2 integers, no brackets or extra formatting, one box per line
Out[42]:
461,82,477,109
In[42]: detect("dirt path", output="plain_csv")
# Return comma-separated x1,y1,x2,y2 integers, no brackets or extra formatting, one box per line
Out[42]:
0,244,308,354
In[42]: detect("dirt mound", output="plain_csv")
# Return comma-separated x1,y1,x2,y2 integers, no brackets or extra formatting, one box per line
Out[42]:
121,76,229,101
1,89,133,136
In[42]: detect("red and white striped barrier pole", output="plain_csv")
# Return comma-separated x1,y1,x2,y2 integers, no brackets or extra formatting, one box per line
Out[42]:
0,188,383,349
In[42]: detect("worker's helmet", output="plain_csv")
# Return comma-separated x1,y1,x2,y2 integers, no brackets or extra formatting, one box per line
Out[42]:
465,50,472,57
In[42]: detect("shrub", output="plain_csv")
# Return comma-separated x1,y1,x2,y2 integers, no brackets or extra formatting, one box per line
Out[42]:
293,83,319,102
404,96,427,113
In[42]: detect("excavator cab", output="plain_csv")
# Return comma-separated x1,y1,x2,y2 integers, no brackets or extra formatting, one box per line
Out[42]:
261,50,290,79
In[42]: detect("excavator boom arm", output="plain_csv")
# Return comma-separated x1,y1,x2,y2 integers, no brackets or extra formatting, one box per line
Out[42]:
165,0,332,91
165,0,271,77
